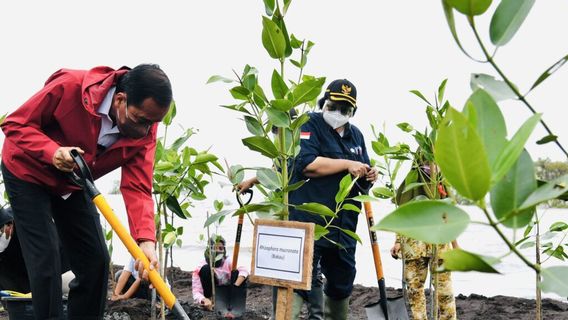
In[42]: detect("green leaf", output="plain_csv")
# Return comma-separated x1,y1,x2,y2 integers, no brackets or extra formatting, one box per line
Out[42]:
470,74,517,101
397,122,414,133
242,136,280,158
335,174,355,204
373,200,470,244
257,168,281,191
463,89,507,167
206,75,234,84
263,0,275,16
290,34,302,49
440,249,500,273
490,150,536,228
340,228,362,244
229,164,245,185
520,175,568,210
437,79,448,105
292,78,325,106
536,134,558,145
166,195,187,219
442,0,477,60
435,107,491,201
204,210,234,228
244,115,265,136
447,0,492,16
351,195,379,203
409,90,431,105
283,0,292,15
550,222,568,232
372,187,395,199
271,99,294,112
530,54,568,91
163,231,176,246
283,180,306,192
491,113,541,184
266,107,290,128
541,266,568,296
290,112,310,131
490,0,535,46
314,224,329,240
230,86,251,100
272,13,292,57
163,100,176,126
193,153,218,165
261,16,286,59
271,70,289,99
295,202,337,218
341,204,361,213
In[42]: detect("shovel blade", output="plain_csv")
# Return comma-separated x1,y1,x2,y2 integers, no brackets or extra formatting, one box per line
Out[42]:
215,284,247,319
365,297,409,320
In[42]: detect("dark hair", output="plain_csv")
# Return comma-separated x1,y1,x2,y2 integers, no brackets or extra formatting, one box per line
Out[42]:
116,64,172,108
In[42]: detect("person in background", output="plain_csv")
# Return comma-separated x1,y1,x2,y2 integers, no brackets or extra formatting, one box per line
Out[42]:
192,235,248,311
0,206,73,295
0,206,29,293
111,256,151,301
287,79,378,320
390,157,458,320
1,64,172,319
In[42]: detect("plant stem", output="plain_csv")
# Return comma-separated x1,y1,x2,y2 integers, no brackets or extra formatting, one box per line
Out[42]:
279,128,289,220
535,220,542,320
480,206,539,273
469,18,568,159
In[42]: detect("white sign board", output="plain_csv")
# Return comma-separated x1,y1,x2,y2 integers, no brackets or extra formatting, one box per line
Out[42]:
254,225,305,282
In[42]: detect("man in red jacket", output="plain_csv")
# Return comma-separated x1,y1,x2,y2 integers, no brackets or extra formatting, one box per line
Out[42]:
1,64,172,319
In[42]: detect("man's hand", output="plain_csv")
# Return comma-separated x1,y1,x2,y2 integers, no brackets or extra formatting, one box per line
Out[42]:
52,147,84,172
235,177,258,193
365,167,379,183
135,241,158,282
390,242,401,260
201,298,213,311
347,161,370,178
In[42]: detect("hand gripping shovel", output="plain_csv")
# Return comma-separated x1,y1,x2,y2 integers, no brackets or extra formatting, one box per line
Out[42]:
215,189,253,319
68,150,190,320
363,202,409,320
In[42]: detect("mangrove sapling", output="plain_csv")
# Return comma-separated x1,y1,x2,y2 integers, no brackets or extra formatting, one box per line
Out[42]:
442,0,568,158
152,101,222,319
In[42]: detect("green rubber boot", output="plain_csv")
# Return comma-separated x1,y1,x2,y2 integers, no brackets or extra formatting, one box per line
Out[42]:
291,292,304,319
323,295,350,320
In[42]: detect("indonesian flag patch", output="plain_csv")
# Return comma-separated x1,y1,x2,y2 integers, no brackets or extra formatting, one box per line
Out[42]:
300,131,311,140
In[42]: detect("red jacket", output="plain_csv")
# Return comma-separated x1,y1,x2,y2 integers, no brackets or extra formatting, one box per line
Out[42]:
1,66,157,242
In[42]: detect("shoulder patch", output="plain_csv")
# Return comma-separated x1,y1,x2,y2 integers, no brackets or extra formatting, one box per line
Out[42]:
300,131,311,140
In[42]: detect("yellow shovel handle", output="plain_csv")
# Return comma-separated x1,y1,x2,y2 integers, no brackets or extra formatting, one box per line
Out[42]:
93,195,176,309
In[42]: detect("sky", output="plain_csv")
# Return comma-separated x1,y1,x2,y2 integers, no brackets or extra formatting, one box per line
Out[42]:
1,1,568,176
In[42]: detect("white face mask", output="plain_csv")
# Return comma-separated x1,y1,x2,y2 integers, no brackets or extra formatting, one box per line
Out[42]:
0,231,10,253
323,110,350,129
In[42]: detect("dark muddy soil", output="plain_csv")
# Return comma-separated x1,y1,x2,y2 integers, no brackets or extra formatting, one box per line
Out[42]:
2,266,567,319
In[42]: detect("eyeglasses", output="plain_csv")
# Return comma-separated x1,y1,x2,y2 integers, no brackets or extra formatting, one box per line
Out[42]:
124,103,153,131
325,101,354,116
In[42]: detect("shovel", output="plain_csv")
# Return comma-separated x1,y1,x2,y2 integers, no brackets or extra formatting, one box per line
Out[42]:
215,189,253,319
68,150,190,320
363,202,409,320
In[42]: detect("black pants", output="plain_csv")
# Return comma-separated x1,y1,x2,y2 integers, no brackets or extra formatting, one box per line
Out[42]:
2,164,109,319
198,265,240,299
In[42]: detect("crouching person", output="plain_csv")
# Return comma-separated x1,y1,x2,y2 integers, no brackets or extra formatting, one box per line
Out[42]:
192,235,248,310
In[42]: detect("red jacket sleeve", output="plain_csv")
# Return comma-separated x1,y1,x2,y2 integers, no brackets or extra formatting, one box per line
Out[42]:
120,130,157,242
1,71,79,165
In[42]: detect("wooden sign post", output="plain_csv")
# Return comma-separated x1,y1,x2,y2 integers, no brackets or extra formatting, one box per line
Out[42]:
249,219,314,320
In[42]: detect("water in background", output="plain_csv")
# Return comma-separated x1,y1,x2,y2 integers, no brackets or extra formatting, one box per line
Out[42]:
103,194,566,301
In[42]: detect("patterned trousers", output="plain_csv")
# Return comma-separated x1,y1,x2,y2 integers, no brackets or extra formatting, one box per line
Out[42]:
405,257,456,320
